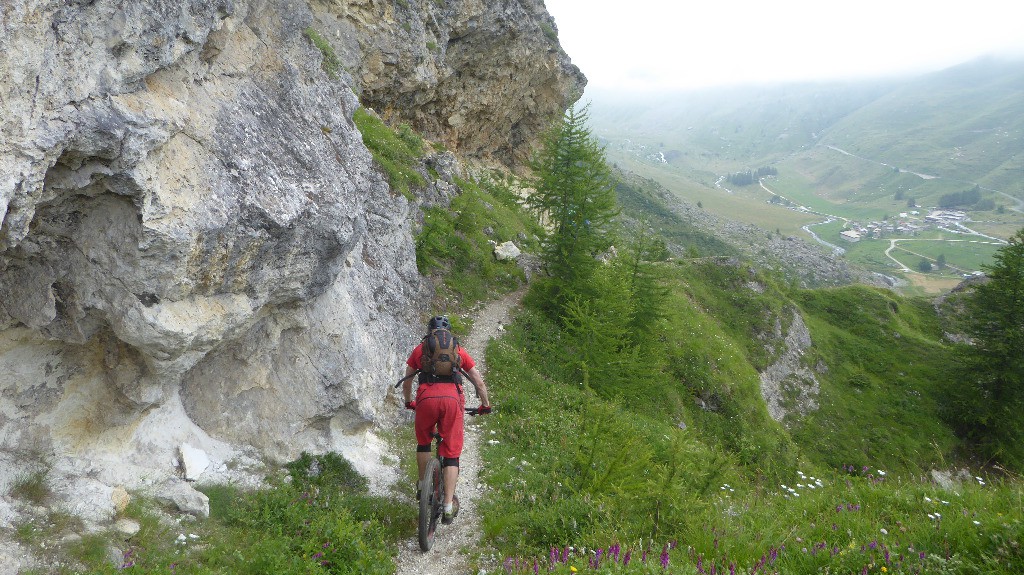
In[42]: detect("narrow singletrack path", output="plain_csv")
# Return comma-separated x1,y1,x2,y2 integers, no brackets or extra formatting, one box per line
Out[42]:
394,290,523,575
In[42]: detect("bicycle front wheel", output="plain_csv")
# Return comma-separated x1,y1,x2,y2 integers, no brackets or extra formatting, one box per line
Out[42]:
418,457,442,551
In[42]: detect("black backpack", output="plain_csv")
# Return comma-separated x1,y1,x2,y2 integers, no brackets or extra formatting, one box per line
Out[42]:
419,328,463,385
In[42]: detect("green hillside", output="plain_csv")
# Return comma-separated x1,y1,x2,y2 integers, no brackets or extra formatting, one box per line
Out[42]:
587,59,1024,294
481,270,1023,574
822,58,1024,190
476,183,1022,574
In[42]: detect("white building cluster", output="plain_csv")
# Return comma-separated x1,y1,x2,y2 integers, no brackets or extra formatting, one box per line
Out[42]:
841,209,965,242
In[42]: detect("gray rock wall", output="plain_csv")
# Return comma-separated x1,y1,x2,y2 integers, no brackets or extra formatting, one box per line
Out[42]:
0,0,427,507
310,0,586,168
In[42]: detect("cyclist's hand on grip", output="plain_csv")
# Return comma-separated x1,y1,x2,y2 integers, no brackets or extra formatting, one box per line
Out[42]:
405,400,416,411
477,405,492,415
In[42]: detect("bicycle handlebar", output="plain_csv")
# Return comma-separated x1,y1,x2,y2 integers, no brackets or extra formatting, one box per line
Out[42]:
465,406,495,416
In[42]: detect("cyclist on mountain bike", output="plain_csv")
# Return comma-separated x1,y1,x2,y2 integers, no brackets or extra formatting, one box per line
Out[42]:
402,315,491,524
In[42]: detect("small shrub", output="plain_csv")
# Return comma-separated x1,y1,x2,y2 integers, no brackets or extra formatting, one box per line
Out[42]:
303,27,342,79
69,532,111,566
14,521,38,544
540,22,557,42
353,108,426,199
198,483,245,520
285,452,368,493
10,469,50,505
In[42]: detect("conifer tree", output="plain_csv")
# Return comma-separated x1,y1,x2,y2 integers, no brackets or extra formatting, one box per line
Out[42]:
527,104,619,319
948,228,1024,468
620,221,670,344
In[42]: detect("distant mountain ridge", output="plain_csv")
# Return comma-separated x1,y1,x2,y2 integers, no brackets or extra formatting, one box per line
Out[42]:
587,57,1024,195
822,57,1024,192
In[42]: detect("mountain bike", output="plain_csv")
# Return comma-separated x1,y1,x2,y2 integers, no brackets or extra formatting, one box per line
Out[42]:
418,406,487,552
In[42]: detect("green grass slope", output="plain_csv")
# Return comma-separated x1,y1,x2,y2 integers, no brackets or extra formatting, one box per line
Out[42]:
474,165,1022,573
480,261,1023,574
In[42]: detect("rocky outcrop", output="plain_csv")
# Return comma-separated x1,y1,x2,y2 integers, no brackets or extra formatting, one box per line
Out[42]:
0,0,582,559
0,0,485,538
310,0,586,168
759,308,822,425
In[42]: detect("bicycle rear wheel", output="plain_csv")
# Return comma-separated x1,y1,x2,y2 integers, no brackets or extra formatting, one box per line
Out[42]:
418,457,442,551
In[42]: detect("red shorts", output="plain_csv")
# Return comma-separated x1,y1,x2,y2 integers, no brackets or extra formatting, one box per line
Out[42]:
414,383,465,459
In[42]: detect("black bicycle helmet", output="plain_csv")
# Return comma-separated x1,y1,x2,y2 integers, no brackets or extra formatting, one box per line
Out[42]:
427,315,451,331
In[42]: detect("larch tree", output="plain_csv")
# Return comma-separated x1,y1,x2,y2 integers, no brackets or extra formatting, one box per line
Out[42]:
526,104,619,319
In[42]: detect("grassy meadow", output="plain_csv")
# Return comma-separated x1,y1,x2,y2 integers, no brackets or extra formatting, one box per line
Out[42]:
478,279,1024,575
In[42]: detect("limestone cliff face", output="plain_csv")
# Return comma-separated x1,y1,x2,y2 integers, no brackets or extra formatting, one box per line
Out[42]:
311,0,586,167
0,0,583,526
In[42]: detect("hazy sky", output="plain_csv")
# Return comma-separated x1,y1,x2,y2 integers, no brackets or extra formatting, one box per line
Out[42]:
543,0,1024,93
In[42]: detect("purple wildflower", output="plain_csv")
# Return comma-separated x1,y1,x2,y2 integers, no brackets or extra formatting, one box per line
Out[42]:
660,545,670,569
623,549,632,566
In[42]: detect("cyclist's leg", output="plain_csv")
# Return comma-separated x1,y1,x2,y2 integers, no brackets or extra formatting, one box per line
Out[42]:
437,395,465,507
413,401,440,482
443,464,459,506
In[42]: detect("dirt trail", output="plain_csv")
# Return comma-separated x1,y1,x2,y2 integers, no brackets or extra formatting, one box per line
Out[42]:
394,290,523,575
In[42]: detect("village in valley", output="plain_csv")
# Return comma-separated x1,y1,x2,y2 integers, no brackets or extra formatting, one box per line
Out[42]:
837,209,969,243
